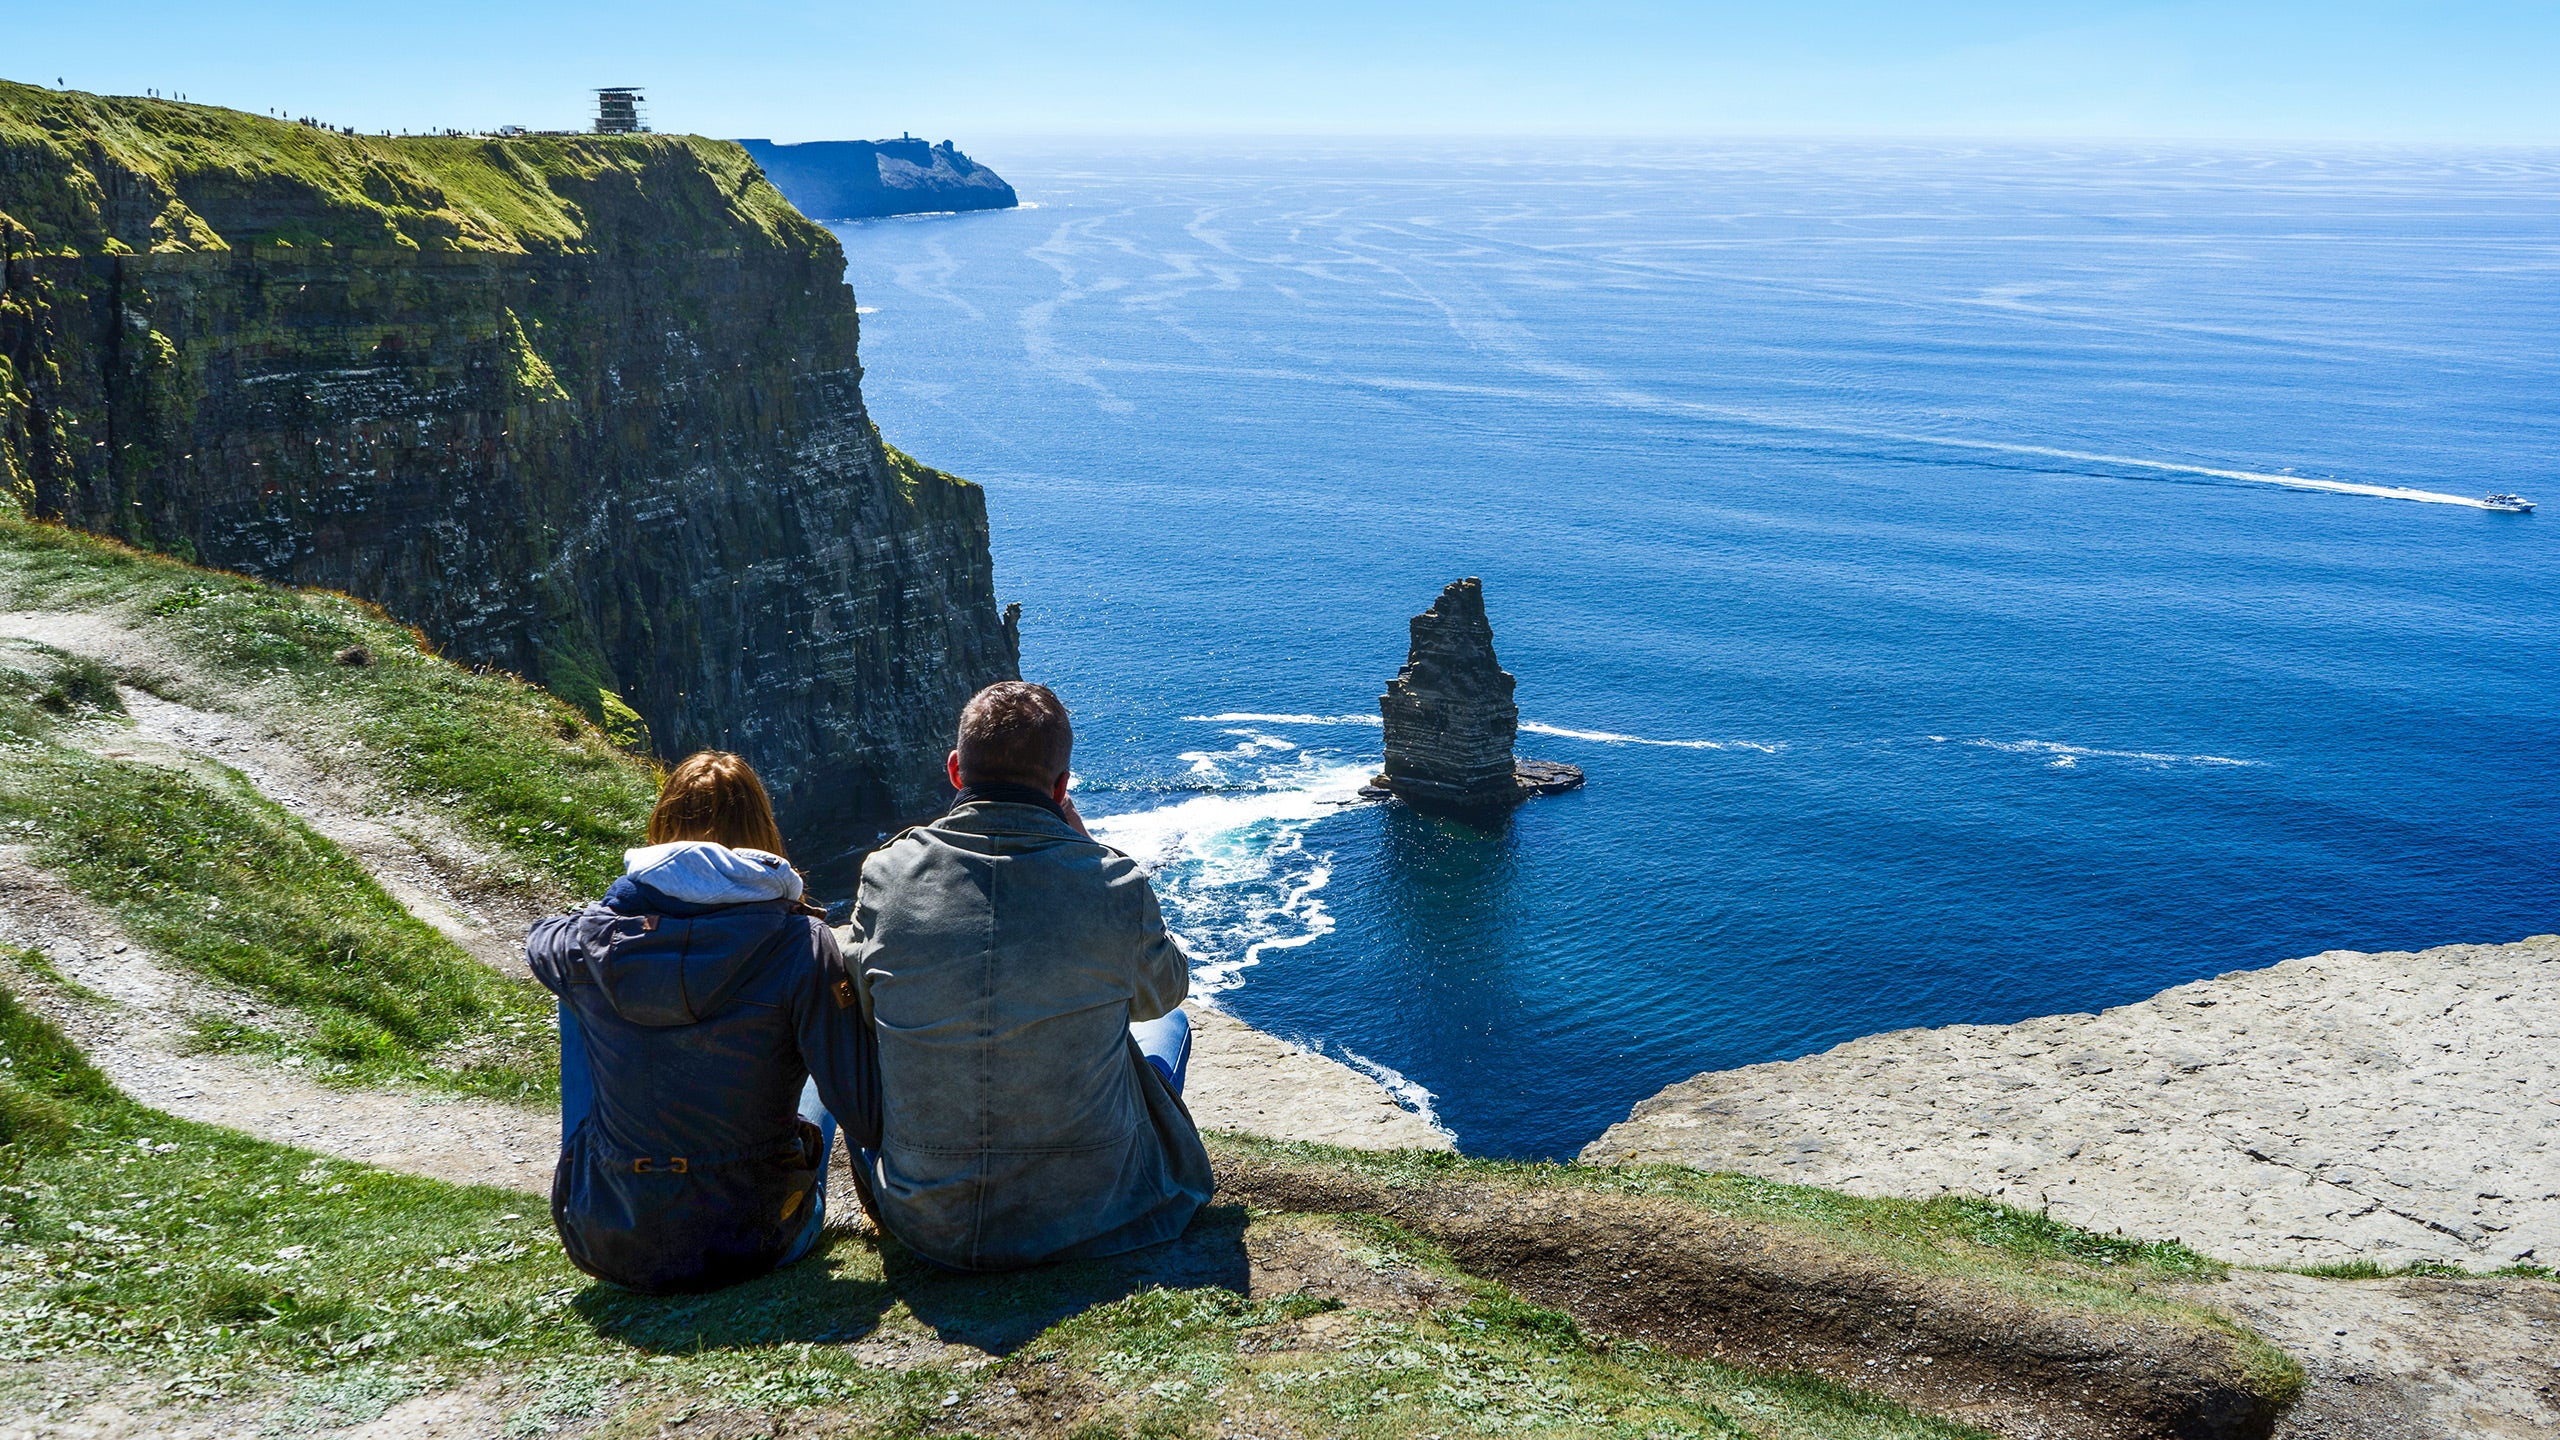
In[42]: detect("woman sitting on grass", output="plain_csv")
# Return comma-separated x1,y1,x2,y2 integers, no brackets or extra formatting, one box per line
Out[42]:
527,751,878,1294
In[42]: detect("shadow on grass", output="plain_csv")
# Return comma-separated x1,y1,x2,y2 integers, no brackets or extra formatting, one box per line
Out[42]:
569,1204,1255,1355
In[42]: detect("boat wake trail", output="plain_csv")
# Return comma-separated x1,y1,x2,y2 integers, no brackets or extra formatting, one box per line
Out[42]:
1887,435,2501,509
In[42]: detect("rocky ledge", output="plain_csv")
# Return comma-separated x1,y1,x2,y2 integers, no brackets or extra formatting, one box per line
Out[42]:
1373,578,1582,813
1585,934,2560,1269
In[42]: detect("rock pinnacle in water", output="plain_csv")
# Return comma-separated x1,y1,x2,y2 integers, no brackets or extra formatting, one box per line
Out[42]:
1377,578,1581,814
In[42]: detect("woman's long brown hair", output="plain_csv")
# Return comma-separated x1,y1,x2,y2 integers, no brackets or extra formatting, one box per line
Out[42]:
645,751,787,856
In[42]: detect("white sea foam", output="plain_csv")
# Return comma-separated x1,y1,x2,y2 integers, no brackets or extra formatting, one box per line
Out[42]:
1518,720,1779,753
1961,738,2261,768
1332,1047,1451,1137
1186,711,1769,751
1086,756,1375,998
1175,729,1303,779
1183,712,1383,726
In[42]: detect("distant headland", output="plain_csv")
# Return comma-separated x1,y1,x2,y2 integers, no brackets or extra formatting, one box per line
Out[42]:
735,135,1019,221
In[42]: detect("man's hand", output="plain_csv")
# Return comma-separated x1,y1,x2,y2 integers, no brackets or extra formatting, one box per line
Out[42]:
1059,791,1091,836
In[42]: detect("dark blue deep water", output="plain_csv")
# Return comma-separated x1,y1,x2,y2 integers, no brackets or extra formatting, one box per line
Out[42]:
829,142,2560,1159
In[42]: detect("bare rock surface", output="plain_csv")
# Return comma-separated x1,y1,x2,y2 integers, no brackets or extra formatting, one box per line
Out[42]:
2176,1271,2560,1439
1380,578,1522,810
1586,936,2560,1270
1183,1005,1453,1151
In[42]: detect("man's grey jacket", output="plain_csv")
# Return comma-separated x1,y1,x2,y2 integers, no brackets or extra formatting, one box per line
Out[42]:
846,792,1214,1271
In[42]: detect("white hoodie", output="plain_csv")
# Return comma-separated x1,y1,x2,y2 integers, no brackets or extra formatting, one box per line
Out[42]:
621,841,803,906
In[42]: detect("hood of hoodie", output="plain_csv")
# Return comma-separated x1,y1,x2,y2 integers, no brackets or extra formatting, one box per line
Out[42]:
529,843,806,1028
612,841,803,910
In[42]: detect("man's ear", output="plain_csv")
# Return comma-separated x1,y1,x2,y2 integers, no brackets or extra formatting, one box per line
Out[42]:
946,750,965,790
1051,769,1072,803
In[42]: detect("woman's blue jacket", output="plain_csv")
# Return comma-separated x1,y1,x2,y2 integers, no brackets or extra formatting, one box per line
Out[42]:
526,842,880,1294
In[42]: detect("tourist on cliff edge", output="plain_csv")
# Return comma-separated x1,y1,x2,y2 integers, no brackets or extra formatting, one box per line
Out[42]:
844,682,1213,1271
527,752,879,1294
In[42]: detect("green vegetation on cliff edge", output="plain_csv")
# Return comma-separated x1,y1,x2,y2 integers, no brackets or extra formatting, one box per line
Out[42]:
0,78,818,256
2,981,2007,1438
0,458,2320,1435
0,515,658,1091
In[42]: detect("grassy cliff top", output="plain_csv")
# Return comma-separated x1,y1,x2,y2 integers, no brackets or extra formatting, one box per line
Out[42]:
0,78,826,257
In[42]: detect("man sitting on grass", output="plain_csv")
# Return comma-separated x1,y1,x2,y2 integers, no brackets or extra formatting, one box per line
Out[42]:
846,681,1212,1271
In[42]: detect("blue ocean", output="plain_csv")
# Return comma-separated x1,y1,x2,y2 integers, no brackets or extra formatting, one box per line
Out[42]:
829,141,2559,1160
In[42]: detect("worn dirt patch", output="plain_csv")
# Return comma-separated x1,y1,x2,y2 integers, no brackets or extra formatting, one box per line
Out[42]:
1215,1154,2285,1440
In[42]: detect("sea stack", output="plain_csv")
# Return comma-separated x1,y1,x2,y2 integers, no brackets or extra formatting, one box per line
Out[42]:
1376,579,1584,815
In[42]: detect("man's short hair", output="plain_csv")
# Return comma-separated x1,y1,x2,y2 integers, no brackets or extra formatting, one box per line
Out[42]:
957,682,1073,788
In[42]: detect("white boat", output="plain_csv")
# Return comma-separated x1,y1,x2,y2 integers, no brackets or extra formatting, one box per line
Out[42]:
2481,493,2535,512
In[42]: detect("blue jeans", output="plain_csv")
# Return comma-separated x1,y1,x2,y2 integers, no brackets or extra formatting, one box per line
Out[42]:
558,1003,835,1267
1130,1009,1193,1095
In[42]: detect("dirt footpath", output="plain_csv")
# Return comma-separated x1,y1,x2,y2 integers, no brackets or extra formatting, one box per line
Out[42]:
0,848,558,1196
2,608,1450,1179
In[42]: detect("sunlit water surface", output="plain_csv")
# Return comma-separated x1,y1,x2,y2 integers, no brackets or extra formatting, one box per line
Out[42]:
829,141,2560,1157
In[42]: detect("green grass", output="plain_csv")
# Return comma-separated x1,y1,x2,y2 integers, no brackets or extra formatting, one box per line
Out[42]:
2290,1257,2550,1282
1,986,1999,1437
1019,1222,1992,1440
0,719,556,1097
0,552,612,1095
0,516,658,901
1218,1136,2223,1285
0,78,819,259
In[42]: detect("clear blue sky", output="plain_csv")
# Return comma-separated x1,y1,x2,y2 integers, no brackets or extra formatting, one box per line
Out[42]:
9,1,2558,143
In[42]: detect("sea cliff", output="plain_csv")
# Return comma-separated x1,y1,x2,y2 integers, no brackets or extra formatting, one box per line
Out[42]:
735,136,1018,221
0,82,1018,856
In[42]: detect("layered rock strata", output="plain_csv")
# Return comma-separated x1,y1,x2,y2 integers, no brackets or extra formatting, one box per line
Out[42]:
1377,577,1581,813
735,137,1018,221
1584,934,2560,1269
0,83,1019,857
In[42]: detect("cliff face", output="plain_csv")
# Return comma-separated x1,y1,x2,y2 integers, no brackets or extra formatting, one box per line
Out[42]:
0,82,1019,860
734,138,1018,221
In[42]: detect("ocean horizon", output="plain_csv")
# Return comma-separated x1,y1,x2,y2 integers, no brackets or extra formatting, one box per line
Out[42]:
831,139,2560,1159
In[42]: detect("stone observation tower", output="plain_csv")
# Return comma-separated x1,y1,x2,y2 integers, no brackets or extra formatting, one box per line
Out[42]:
1374,578,1583,815
594,87,648,135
